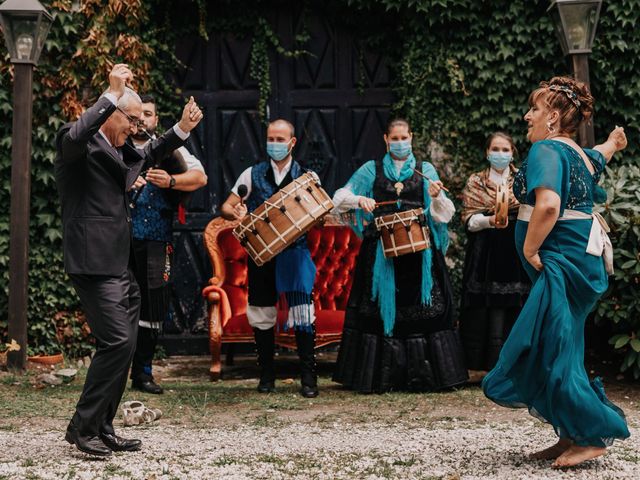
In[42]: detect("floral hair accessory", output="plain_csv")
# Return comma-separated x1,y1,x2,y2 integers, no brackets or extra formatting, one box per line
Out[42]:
548,84,581,110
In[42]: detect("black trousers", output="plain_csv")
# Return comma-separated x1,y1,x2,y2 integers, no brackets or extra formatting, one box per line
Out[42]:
68,269,140,436
247,257,278,307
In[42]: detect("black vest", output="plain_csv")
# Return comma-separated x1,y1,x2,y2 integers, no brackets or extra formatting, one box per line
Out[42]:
372,158,424,217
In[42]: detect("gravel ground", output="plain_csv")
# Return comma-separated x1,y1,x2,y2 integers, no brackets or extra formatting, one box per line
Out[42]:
0,421,638,479
0,355,638,479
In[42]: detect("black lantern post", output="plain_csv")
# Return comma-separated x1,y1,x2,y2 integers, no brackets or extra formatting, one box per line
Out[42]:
547,0,603,147
0,0,53,370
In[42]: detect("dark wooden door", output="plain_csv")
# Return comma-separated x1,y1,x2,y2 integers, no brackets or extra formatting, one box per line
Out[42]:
164,3,394,351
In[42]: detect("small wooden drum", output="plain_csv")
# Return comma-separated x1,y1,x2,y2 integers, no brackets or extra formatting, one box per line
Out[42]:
374,208,430,258
233,172,334,266
495,183,509,227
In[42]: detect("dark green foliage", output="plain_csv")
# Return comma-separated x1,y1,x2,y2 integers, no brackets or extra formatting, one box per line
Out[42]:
597,164,640,378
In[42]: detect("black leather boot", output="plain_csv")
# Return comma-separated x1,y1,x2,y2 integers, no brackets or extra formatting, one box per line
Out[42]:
295,328,319,398
131,326,163,394
254,327,276,393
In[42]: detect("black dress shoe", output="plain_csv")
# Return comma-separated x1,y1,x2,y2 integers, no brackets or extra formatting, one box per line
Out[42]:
257,379,275,393
65,427,112,457
300,384,319,398
132,379,164,394
100,432,142,452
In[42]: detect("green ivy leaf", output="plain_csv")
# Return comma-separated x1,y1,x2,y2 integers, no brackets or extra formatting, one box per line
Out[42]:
615,335,631,349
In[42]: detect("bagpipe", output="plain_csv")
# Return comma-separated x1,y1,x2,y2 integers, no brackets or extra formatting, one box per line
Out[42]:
129,127,191,212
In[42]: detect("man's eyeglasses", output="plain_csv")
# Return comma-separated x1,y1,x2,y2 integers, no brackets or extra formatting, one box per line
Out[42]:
116,106,144,129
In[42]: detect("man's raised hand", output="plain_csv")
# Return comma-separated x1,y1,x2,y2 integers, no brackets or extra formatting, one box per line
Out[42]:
108,64,133,99
178,96,204,133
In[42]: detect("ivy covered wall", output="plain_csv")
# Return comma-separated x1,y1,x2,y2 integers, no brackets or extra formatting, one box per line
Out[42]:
0,0,638,374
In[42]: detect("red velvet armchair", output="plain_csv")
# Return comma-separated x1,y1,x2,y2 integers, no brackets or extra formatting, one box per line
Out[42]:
202,216,361,380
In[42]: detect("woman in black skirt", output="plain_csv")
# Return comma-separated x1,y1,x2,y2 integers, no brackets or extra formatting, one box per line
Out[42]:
459,132,530,377
331,118,468,393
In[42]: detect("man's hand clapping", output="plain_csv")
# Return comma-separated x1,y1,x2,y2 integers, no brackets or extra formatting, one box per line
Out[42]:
178,96,204,133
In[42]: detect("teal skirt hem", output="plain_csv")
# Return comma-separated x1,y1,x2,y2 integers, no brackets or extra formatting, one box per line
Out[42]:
483,220,630,448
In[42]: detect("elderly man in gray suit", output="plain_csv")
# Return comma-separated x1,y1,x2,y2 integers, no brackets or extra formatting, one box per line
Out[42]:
55,63,203,456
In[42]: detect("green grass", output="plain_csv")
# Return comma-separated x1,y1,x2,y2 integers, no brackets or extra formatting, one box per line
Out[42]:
0,374,18,386
1,360,636,439
24,473,45,480
392,455,418,467
0,370,507,432
210,454,242,467
103,463,130,477
617,446,640,463
63,466,77,480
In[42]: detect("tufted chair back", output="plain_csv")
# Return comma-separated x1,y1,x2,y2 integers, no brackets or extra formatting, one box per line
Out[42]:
306,226,361,311
216,224,361,313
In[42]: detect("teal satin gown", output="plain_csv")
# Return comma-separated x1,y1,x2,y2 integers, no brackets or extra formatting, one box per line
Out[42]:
482,140,630,447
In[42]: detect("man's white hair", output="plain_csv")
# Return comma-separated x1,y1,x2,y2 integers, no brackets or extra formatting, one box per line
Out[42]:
102,86,142,110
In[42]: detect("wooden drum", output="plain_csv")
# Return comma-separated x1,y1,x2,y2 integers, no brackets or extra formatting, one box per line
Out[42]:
374,208,430,258
233,172,334,266
495,183,509,227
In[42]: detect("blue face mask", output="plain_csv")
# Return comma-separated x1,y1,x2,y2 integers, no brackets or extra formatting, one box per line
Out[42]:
487,152,512,170
266,140,292,161
388,140,412,159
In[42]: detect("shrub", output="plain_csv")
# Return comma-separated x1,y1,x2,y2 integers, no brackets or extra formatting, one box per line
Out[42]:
596,163,640,378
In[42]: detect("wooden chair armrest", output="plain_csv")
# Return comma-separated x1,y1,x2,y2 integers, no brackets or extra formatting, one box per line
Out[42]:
202,216,240,382
207,299,223,382
203,217,240,289
202,285,221,304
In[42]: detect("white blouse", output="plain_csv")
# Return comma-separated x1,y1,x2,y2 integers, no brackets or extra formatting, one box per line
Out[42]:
332,159,455,223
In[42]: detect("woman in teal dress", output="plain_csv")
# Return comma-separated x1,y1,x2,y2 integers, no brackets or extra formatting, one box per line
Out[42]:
482,76,630,468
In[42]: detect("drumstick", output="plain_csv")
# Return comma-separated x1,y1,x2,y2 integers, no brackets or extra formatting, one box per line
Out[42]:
412,168,450,192
375,200,401,207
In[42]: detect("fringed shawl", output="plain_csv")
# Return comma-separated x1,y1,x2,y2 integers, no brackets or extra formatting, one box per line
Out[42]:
344,153,450,335
461,165,520,225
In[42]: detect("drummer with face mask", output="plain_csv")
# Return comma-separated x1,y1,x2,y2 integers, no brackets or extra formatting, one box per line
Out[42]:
459,131,531,381
331,118,468,394
221,119,319,398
